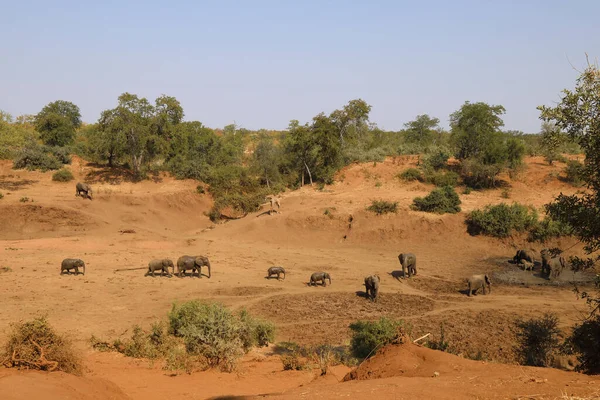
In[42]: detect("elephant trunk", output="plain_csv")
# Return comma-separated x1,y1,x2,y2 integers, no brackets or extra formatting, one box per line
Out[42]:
206,260,211,278
82,262,86,275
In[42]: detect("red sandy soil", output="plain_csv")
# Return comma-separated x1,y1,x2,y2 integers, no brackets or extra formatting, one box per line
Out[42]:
0,155,598,399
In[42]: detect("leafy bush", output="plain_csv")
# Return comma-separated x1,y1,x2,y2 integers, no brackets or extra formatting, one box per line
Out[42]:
528,218,574,243
1,316,82,374
349,317,405,360
411,186,461,214
13,145,62,171
516,313,561,367
466,203,538,238
425,170,460,187
281,352,307,371
196,185,205,194
564,160,585,186
568,315,600,374
52,168,74,182
168,301,274,371
367,200,399,215
19,197,30,203
422,150,450,170
398,168,423,182
460,158,503,189
47,146,72,165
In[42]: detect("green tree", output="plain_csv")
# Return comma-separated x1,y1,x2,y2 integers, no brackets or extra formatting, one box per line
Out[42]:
539,64,600,270
251,132,282,189
450,101,506,161
539,121,565,165
93,110,127,167
329,98,372,145
284,120,318,186
404,114,440,146
34,100,82,146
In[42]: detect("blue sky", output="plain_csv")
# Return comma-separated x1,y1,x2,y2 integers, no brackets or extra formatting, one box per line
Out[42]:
1,0,598,132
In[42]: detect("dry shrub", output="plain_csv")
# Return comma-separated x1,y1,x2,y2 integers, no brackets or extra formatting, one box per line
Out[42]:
1,316,82,374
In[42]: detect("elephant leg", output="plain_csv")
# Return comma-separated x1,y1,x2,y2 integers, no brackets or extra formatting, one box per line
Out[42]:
468,284,472,297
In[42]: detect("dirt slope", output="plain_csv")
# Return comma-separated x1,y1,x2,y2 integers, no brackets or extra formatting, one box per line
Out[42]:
0,155,598,399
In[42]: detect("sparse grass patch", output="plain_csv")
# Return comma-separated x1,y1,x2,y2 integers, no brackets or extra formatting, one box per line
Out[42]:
52,168,74,182
425,170,460,187
196,185,205,194
411,186,461,214
19,196,30,203
367,200,398,215
1,316,82,374
466,203,538,238
0,266,12,273
0,192,3,199
501,188,511,199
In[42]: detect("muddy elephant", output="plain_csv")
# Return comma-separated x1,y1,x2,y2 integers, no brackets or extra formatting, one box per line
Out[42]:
176,255,211,278
466,274,491,296
75,182,93,200
398,253,417,278
60,258,86,275
541,252,567,280
266,266,285,280
364,275,381,301
514,249,536,266
310,272,331,286
146,259,174,277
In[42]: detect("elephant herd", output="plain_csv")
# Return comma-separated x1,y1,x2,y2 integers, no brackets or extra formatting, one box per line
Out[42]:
60,255,211,278
513,248,569,280
60,250,495,300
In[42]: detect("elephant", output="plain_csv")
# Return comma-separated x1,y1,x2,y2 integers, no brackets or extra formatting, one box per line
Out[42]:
60,258,86,275
364,275,381,301
146,259,174,277
398,253,417,278
266,266,286,280
466,274,491,296
176,255,211,278
310,272,331,286
514,249,536,266
75,182,93,200
541,249,567,279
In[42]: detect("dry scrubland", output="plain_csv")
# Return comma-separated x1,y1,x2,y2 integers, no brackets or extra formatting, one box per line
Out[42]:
0,155,599,400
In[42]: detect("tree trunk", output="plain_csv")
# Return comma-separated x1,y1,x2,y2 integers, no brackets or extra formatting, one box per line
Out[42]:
301,170,305,187
304,161,313,186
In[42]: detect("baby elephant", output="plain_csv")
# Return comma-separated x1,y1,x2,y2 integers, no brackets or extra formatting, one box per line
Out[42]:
146,259,175,277
75,182,93,200
266,266,286,280
364,275,381,301
310,272,331,286
466,274,491,296
60,258,86,275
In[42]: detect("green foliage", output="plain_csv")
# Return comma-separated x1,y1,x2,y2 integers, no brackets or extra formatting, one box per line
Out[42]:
404,114,440,147
196,185,205,194
564,159,585,186
19,197,30,203
13,144,63,172
422,149,450,170
366,200,398,215
0,111,39,159
0,192,3,200
34,100,82,147
425,170,460,187
398,168,423,182
1,316,82,374
567,315,600,374
460,158,503,189
466,203,538,238
411,186,461,214
168,301,274,371
516,313,561,367
528,218,574,243
52,168,74,182
450,101,506,161
540,122,567,165
349,318,404,360
501,188,511,199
